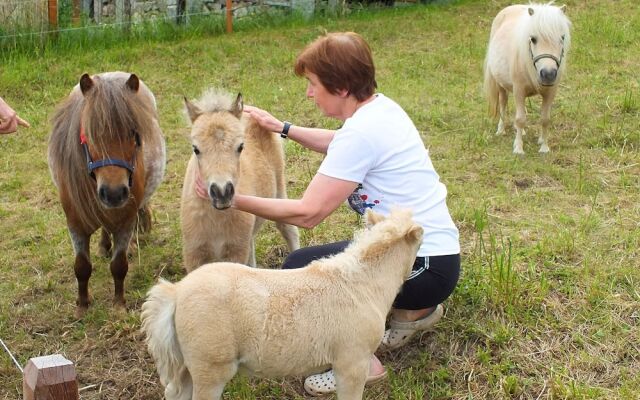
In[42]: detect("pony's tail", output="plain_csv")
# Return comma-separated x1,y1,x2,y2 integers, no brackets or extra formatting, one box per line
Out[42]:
483,57,500,118
141,279,192,400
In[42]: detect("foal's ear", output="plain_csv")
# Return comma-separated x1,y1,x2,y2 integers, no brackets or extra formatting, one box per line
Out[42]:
365,210,386,227
79,73,94,95
183,97,203,123
559,4,567,13
126,74,140,92
528,7,534,16
231,93,244,118
405,224,424,245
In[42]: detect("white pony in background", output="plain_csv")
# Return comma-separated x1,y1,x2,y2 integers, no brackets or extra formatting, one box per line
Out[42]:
484,3,571,154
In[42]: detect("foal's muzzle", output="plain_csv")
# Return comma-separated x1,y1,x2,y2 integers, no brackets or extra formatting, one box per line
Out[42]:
209,182,235,210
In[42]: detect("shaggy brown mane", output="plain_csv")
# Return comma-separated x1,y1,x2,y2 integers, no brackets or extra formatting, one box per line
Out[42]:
48,74,156,230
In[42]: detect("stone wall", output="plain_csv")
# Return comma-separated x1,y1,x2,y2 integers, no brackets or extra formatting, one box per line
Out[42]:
0,0,316,31
94,0,315,21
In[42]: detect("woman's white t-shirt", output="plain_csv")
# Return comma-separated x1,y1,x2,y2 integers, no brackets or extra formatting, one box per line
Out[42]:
317,94,460,257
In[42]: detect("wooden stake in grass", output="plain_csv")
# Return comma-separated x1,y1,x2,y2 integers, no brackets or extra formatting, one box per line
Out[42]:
226,0,233,33
23,354,78,400
47,0,58,30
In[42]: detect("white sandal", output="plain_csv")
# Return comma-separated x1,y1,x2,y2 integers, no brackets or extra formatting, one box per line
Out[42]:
380,304,444,351
303,368,388,397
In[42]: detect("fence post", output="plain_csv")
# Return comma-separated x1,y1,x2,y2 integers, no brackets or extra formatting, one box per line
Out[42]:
225,0,233,33
47,0,58,30
23,354,79,400
72,0,81,25
94,0,102,24
116,0,124,24
115,0,131,30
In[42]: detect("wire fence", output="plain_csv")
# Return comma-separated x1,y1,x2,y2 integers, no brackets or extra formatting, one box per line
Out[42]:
0,0,339,55
0,0,324,41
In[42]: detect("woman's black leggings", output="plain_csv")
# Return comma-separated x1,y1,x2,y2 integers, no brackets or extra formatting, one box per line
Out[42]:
282,241,460,310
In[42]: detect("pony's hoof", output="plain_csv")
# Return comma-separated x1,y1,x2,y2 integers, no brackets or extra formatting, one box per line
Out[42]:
75,305,89,319
113,299,127,313
538,145,550,154
112,305,128,317
513,149,525,156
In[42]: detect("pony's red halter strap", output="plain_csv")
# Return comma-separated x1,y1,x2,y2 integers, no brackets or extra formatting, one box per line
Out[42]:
80,124,88,144
79,123,139,187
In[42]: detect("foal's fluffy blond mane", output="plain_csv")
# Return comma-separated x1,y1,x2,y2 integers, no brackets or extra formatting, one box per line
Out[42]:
183,88,237,126
313,209,418,276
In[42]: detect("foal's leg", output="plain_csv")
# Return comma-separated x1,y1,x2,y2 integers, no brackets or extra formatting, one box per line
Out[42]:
512,88,527,155
248,239,257,268
274,169,301,252
496,87,509,135
333,357,370,400
538,90,557,153
110,227,134,309
226,240,252,267
276,221,300,253
70,229,92,318
191,363,237,400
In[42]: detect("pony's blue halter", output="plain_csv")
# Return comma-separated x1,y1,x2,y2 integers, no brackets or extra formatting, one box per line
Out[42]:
80,124,140,188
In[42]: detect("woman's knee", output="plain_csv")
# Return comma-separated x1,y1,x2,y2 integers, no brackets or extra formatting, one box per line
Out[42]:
281,241,350,270
282,248,312,269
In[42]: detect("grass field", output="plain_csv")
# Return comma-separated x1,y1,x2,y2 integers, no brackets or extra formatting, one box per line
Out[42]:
1,0,639,398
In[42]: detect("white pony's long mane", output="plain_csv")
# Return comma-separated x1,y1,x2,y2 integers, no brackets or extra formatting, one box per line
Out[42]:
515,2,572,87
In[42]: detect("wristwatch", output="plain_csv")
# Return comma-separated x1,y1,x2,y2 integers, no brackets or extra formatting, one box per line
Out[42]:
280,121,292,139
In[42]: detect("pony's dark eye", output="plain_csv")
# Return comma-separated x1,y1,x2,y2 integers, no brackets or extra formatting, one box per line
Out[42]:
237,143,244,153
530,36,537,45
561,35,565,42
192,145,200,155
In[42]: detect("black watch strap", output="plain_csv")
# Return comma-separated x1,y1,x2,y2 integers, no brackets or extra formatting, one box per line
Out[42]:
280,121,292,139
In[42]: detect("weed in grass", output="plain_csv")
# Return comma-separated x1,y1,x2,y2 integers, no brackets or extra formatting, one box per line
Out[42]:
621,86,637,114
473,206,518,312
501,374,520,397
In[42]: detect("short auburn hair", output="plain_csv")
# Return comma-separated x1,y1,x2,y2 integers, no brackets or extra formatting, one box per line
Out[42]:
294,32,377,101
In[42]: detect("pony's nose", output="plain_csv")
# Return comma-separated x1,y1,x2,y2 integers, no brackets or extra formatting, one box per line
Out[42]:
209,182,235,209
98,185,129,208
540,68,557,84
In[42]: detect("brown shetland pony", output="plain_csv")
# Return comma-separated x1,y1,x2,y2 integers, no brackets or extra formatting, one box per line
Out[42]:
48,72,166,317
